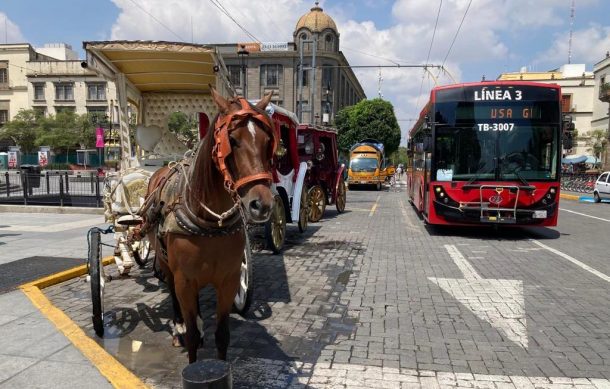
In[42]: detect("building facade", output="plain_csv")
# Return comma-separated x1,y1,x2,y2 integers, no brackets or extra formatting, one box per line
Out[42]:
215,2,365,125
592,53,610,169
497,64,595,156
0,43,117,152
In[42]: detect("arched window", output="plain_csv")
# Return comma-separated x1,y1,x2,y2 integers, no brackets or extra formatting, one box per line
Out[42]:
325,34,334,51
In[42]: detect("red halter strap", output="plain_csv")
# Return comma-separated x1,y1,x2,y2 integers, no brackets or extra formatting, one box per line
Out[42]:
212,98,277,195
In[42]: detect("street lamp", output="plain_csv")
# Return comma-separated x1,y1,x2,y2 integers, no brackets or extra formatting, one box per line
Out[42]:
237,45,249,98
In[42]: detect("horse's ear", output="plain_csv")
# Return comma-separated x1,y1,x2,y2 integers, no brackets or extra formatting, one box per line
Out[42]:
255,92,273,111
210,85,231,114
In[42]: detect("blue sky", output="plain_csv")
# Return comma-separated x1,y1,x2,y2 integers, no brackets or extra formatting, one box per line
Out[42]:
2,0,610,136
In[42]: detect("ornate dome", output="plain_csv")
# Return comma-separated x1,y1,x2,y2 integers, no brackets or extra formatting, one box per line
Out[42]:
294,2,338,35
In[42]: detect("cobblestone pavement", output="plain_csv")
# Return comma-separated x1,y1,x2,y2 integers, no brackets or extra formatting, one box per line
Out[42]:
45,185,610,388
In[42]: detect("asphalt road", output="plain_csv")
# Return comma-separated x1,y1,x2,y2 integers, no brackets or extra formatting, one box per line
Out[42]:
31,187,610,388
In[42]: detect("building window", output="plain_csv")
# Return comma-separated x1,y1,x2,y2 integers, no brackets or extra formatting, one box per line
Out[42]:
325,34,334,51
561,94,572,113
227,65,242,88
55,106,75,114
322,65,333,90
33,107,46,117
260,65,283,87
0,68,7,84
87,83,106,101
55,83,74,101
0,110,8,126
87,107,108,124
33,83,45,101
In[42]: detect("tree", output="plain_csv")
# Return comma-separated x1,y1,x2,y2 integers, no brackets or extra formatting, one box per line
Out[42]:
587,128,609,159
335,98,401,155
168,111,197,149
389,146,409,166
0,109,40,153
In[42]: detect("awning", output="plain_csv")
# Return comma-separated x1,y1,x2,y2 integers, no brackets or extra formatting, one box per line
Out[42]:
585,155,601,164
83,41,221,93
562,155,587,164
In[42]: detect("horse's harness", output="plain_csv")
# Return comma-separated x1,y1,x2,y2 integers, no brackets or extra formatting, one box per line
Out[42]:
140,97,277,241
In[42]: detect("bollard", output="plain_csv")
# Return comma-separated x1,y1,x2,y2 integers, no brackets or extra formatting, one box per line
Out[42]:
182,359,232,389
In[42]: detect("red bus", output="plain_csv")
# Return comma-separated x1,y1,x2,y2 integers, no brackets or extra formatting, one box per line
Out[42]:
407,81,569,226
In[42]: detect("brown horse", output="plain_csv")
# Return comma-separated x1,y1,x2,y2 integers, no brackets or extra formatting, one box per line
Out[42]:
143,88,276,363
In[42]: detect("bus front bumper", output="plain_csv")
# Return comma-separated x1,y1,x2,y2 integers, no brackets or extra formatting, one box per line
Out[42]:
432,200,558,225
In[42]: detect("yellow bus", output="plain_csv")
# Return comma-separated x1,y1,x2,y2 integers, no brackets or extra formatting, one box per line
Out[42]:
347,139,394,190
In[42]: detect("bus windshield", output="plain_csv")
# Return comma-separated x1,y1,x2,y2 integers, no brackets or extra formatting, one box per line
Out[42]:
350,158,378,172
434,125,558,181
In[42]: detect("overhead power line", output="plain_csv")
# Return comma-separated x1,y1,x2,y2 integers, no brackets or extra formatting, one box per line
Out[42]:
436,0,473,78
126,0,185,42
208,0,261,43
414,0,443,119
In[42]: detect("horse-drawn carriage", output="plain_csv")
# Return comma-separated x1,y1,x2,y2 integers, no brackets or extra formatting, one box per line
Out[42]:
297,125,347,222
84,41,269,342
258,104,309,253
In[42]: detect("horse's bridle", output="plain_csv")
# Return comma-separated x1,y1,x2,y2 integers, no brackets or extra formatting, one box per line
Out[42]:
212,97,277,198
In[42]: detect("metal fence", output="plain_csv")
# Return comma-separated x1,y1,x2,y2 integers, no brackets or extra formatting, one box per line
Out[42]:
0,171,103,207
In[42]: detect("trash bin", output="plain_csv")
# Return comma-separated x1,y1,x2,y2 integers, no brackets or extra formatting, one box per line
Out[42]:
20,165,42,188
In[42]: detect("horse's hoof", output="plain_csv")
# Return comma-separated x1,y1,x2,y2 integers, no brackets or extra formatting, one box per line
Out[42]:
172,335,183,347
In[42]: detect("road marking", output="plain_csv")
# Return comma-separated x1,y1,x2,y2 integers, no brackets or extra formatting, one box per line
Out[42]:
530,239,610,283
368,195,380,217
20,257,149,389
559,207,610,223
429,245,527,348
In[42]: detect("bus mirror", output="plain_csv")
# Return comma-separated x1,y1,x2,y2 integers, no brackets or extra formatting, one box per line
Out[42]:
423,135,433,152
562,130,574,150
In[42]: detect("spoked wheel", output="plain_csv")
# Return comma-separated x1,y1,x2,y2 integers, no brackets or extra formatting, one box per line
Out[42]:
88,229,104,337
265,195,286,254
233,233,253,315
133,235,151,267
308,185,326,223
335,176,346,213
298,186,309,233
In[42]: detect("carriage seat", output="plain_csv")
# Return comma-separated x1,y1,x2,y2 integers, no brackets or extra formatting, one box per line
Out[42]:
276,169,295,200
135,124,188,167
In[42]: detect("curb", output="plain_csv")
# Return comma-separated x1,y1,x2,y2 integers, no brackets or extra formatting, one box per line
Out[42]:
0,204,104,215
559,193,580,201
20,257,149,389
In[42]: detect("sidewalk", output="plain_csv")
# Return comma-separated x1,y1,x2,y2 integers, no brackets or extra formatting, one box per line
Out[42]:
0,211,115,388
0,290,113,388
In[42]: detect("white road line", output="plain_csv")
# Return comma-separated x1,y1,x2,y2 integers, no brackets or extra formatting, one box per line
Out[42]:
559,207,610,223
0,218,100,233
530,239,610,283
444,244,482,280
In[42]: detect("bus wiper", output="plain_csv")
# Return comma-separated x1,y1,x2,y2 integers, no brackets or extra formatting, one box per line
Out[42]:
498,157,530,186
465,161,488,186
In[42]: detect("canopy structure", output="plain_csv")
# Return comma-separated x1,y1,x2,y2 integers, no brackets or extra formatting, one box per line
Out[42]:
561,155,587,164
83,40,229,93
585,155,601,164
83,41,232,169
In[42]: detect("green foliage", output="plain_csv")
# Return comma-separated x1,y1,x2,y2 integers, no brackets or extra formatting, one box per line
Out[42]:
588,128,609,158
0,109,97,156
335,98,401,155
0,109,39,153
389,146,409,166
168,111,197,149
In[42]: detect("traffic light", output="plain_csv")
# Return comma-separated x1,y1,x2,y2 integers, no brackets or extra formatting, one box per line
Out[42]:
562,116,575,150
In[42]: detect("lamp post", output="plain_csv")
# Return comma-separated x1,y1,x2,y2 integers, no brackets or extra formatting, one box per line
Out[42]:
237,45,249,98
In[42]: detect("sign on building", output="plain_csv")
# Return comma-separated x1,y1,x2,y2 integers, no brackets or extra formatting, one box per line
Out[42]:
261,42,289,51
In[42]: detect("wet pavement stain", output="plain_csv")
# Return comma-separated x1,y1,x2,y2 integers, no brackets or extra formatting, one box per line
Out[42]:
44,227,366,388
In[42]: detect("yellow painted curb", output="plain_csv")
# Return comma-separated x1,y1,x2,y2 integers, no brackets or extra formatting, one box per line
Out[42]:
20,257,149,389
560,193,580,201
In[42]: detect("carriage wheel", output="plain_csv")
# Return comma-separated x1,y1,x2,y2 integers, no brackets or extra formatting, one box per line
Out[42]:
233,233,253,315
298,185,308,233
133,235,151,267
265,195,286,254
308,185,326,223
336,177,346,213
88,229,104,337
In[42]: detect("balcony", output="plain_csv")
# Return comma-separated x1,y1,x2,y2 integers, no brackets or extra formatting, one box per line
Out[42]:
600,82,610,103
